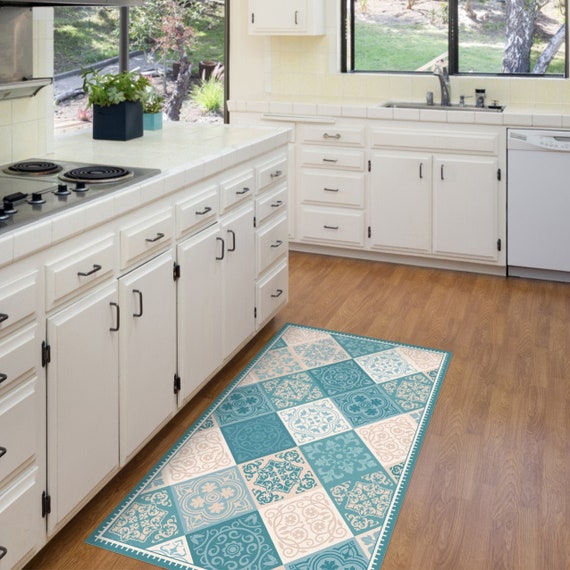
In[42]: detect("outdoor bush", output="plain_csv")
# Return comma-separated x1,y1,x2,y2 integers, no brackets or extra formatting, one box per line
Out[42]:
190,75,223,113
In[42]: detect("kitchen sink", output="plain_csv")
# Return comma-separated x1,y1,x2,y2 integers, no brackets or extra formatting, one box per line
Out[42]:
382,101,505,112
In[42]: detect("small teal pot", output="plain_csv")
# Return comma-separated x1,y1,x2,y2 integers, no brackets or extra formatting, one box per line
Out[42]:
143,112,163,131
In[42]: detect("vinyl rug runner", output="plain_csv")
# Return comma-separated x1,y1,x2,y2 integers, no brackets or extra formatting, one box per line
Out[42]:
87,323,451,569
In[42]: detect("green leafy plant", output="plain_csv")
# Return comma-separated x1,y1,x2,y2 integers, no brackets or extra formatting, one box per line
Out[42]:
82,69,151,107
191,64,224,113
141,83,164,113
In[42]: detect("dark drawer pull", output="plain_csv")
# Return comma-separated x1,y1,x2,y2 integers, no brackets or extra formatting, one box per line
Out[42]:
324,187,339,192
0,373,7,384
271,200,283,208
236,187,250,195
133,289,143,318
0,546,7,560
323,158,338,163
110,302,120,332
270,170,283,178
145,232,165,243
196,206,212,216
216,236,225,260
270,240,283,248
323,133,341,139
271,289,284,298
77,264,102,277
0,446,6,458
324,225,339,230
0,313,8,323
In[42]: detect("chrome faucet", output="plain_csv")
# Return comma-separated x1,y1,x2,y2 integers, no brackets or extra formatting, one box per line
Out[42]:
433,64,451,106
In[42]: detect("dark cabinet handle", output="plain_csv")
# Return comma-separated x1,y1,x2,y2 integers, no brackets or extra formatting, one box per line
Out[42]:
271,240,283,248
77,264,101,277
110,302,120,332
294,10,299,24
440,164,445,180
0,313,8,323
323,158,338,163
0,446,6,458
324,225,339,230
145,232,165,243
323,133,341,140
0,546,7,560
271,200,283,208
236,187,250,195
216,236,225,260
227,229,236,252
196,206,212,216
0,373,7,384
270,170,283,178
324,187,339,193
133,289,143,318
271,289,284,298
419,162,423,179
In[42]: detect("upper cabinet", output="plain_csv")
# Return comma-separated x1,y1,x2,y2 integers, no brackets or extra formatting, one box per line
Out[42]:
248,0,325,35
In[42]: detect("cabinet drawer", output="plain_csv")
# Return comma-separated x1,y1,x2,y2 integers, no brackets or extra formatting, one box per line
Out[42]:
120,209,173,269
0,324,38,392
45,236,114,310
299,206,365,246
256,153,287,193
299,147,365,171
300,170,365,208
256,214,288,275
0,271,38,337
299,125,365,147
255,183,287,226
0,377,40,483
176,185,219,238
256,260,288,328
220,169,255,212
0,465,43,569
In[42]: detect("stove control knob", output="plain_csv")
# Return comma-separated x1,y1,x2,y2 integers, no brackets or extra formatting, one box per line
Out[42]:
74,182,88,192
28,193,46,205
2,199,17,215
55,183,71,196
0,208,9,221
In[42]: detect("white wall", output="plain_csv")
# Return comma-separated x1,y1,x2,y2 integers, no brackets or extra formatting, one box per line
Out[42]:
229,0,570,109
0,7,54,164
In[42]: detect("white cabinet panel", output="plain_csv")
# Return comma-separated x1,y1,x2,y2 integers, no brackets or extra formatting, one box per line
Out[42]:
256,260,288,329
256,214,288,274
249,0,325,35
0,271,38,335
299,206,365,247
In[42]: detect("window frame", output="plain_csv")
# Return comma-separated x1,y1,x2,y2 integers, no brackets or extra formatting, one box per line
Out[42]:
341,0,569,77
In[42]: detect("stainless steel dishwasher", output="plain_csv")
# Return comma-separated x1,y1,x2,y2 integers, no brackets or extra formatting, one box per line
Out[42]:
507,128,570,282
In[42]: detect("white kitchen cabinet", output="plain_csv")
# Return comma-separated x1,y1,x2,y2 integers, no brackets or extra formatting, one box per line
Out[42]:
248,0,325,35
432,155,500,260
46,283,119,535
118,251,177,465
369,151,432,254
177,223,223,404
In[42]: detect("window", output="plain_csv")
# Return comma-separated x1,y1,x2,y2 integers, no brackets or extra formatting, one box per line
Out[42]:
341,0,567,76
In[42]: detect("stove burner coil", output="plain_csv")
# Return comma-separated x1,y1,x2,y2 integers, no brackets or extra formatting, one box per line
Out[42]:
4,161,62,176
60,165,134,184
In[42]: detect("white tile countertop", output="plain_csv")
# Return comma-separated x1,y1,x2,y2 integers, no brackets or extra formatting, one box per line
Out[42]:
228,98,570,128
0,122,290,265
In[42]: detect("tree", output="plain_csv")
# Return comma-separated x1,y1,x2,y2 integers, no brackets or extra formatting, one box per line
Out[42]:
502,0,540,73
533,23,566,73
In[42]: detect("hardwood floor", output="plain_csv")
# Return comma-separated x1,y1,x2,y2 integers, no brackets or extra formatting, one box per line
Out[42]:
26,251,570,569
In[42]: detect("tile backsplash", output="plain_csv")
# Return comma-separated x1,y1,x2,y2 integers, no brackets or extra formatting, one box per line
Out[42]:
0,7,54,164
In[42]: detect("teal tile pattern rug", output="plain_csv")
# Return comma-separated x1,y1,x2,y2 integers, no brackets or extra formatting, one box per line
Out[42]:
87,324,451,569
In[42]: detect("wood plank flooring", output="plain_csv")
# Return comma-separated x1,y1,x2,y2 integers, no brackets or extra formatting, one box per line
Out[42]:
26,251,570,569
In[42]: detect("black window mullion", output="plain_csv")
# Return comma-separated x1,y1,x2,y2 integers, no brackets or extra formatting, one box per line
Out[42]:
448,0,459,74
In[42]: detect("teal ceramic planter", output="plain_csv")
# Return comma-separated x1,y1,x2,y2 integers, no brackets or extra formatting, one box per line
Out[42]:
143,112,163,131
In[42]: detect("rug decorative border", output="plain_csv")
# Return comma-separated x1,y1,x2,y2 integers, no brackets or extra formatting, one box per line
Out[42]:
87,323,451,569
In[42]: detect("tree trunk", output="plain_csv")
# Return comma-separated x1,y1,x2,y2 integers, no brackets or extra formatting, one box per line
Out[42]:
502,0,538,73
164,57,191,121
532,24,566,74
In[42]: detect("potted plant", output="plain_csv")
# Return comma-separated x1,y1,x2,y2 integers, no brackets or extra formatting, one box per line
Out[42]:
82,69,151,141
141,83,164,130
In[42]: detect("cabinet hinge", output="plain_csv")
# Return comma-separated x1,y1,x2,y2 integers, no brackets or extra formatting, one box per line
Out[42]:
173,262,181,281
254,307,257,319
253,216,257,229
173,374,181,394
497,238,502,252
42,491,51,518
368,160,371,172
251,12,254,23
497,168,502,181
41,341,51,367
368,226,371,239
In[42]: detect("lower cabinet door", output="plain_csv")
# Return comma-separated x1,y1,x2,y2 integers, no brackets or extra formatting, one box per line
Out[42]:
46,283,119,535
118,251,177,465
